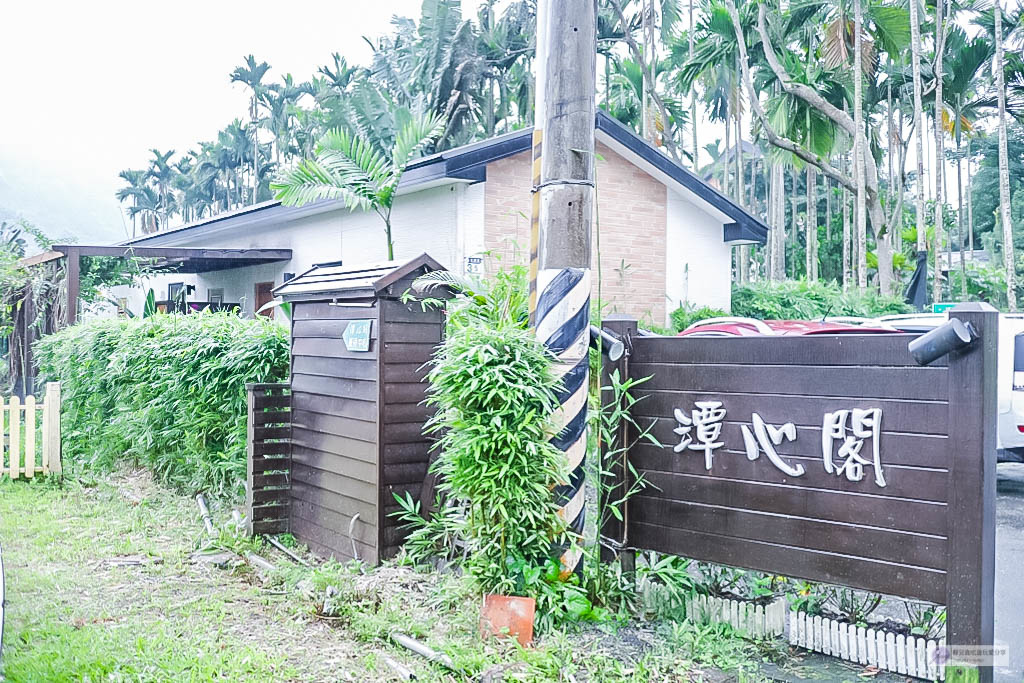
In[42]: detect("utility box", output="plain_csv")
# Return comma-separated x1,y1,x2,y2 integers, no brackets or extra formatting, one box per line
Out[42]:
271,254,446,565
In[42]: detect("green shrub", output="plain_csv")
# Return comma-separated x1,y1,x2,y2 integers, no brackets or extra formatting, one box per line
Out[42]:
731,279,911,320
34,312,289,497
669,304,729,332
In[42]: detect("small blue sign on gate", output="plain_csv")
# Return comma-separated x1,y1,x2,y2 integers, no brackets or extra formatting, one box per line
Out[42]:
342,319,372,352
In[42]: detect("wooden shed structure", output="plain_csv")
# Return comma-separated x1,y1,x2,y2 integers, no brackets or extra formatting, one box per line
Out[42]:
258,254,446,564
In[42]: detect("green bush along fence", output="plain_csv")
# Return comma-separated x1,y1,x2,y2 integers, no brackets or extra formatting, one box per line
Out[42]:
34,313,289,497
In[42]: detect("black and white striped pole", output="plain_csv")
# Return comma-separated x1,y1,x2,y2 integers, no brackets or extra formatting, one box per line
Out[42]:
529,0,597,578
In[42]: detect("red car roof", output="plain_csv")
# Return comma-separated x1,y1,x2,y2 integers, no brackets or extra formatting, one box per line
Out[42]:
677,319,899,337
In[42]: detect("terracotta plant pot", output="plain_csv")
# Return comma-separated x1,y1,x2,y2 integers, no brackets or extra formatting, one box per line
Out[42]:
479,594,535,646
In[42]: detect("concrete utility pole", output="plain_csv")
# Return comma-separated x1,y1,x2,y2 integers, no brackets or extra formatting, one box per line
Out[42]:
528,0,597,576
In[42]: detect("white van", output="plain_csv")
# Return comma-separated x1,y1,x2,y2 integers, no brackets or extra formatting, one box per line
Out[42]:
875,312,1024,462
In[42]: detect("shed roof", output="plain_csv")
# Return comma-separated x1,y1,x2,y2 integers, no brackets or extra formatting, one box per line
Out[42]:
274,253,445,302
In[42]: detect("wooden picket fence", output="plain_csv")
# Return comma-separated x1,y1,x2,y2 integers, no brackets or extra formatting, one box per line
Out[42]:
789,609,946,681
0,382,61,480
683,594,787,639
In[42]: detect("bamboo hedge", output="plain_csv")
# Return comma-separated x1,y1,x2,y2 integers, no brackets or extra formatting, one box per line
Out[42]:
35,312,289,497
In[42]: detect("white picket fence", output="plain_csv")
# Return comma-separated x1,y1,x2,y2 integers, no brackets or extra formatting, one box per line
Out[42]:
684,594,787,639
788,610,945,681
0,382,61,480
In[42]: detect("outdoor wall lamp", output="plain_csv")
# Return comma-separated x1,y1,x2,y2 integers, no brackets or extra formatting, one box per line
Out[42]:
908,318,977,366
590,325,625,362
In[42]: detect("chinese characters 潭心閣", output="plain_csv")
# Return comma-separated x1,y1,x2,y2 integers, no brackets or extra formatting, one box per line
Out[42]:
671,402,886,488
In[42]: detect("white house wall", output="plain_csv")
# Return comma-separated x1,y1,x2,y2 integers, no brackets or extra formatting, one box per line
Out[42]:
665,188,732,320
110,185,464,318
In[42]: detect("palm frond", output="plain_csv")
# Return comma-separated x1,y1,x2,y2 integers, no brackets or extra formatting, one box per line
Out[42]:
392,113,446,169
411,269,477,296
270,157,373,210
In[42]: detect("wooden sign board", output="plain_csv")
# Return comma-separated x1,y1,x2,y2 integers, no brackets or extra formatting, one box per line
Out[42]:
602,304,996,678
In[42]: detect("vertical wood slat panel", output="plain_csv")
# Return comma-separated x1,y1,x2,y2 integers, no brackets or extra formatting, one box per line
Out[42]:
246,382,291,535
24,395,35,478
41,393,50,476
9,396,20,479
48,382,62,475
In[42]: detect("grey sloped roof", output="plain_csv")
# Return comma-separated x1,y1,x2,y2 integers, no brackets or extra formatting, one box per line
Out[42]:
274,253,444,302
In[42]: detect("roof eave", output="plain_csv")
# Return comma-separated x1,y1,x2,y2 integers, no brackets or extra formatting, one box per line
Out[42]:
594,111,768,246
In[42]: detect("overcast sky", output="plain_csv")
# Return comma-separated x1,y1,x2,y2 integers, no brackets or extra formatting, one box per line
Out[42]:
0,1,430,246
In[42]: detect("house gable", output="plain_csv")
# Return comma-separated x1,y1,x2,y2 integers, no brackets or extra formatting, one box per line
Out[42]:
481,142,669,325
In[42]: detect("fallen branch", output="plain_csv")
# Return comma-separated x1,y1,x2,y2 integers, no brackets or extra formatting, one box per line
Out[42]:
195,494,215,538
391,633,456,672
245,552,276,574
265,536,310,567
382,655,416,680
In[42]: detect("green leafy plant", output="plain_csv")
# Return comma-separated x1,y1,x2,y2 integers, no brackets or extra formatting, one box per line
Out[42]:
501,555,611,633
904,601,946,638
787,581,828,615
731,279,911,320
273,113,445,259
392,492,465,567
34,312,289,497
596,369,658,555
824,587,884,626
693,562,748,598
415,265,568,600
143,288,157,317
638,553,697,618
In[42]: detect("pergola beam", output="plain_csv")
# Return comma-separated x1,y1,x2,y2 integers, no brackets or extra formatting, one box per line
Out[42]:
15,245,293,328
49,245,292,261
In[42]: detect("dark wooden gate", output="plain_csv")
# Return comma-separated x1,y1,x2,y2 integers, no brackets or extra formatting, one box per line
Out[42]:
601,303,996,671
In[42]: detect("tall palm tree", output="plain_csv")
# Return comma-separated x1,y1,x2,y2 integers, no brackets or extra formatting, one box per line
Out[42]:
853,0,867,290
116,169,148,237
909,0,927,279
272,113,445,260
264,75,313,165
230,55,272,204
940,28,994,295
995,0,1017,310
933,0,947,304
146,149,176,232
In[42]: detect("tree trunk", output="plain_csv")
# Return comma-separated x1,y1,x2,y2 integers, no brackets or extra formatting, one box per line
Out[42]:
690,0,698,168
770,162,785,281
790,168,798,256
933,0,946,304
724,106,731,198
958,143,966,298
806,166,817,281
909,0,927,278
854,0,867,291
968,138,975,253
252,97,260,205
996,0,1017,310
735,109,748,284
843,173,851,290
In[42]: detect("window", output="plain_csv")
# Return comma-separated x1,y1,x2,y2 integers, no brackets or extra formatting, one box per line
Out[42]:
208,288,224,305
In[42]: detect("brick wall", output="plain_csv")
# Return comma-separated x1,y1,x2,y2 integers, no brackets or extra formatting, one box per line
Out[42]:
482,142,668,325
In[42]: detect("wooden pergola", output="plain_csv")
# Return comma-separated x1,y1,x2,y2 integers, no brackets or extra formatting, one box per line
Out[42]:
21,245,292,324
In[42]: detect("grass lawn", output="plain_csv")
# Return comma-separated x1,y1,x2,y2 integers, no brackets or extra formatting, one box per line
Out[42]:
0,472,362,682
0,471,776,682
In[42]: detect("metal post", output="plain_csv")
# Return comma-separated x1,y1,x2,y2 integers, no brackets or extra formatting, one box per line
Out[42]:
529,0,597,576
